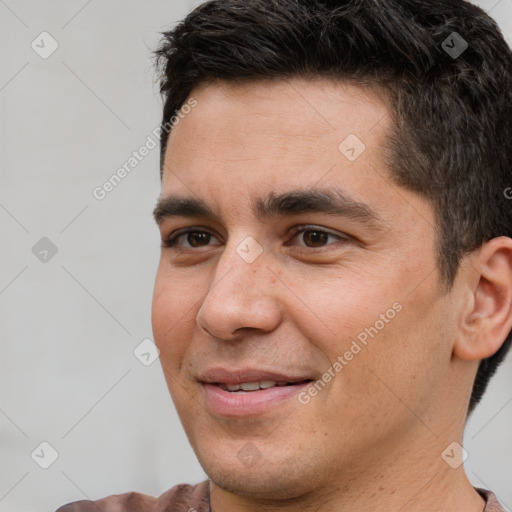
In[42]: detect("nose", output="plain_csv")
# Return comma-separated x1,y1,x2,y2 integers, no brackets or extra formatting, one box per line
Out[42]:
196,239,283,341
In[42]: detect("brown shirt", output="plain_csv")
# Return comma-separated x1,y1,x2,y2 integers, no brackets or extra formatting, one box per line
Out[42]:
55,481,506,512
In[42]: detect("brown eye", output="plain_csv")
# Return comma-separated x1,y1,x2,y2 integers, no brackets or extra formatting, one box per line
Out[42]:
163,229,220,249
301,230,330,247
186,232,212,247
290,226,347,249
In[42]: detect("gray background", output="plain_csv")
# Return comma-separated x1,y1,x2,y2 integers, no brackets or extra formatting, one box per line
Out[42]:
0,1,511,511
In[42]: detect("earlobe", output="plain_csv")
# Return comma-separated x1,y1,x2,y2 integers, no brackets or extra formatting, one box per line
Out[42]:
454,236,512,362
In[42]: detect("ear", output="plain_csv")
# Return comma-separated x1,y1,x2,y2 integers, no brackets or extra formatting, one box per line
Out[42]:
454,236,512,361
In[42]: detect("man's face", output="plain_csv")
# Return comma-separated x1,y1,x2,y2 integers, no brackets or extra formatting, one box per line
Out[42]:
152,79,461,498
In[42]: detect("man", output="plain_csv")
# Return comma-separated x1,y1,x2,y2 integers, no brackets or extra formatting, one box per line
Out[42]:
57,0,512,510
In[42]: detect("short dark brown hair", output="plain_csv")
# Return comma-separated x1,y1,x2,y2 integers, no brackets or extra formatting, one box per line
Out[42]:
154,0,512,415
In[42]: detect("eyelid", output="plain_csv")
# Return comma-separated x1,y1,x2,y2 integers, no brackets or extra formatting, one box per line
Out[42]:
288,224,351,241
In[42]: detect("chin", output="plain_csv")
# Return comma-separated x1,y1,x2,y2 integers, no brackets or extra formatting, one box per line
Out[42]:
196,443,324,501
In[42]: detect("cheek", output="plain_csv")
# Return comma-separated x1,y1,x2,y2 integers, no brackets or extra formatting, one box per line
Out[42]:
290,263,446,391
345,285,453,417
151,264,200,365
285,270,390,359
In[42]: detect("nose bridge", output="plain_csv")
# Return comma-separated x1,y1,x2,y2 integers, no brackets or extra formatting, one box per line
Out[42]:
211,233,268,295
196,235,280,339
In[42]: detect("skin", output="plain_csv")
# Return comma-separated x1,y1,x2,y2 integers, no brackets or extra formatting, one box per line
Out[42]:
151,78,512,511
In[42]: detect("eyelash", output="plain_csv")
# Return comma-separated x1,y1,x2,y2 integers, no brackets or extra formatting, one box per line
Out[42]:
162,225,350,251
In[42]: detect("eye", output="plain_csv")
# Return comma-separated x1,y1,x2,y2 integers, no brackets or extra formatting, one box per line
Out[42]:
162,225,350,251
288,226,349,248
163,229,221,249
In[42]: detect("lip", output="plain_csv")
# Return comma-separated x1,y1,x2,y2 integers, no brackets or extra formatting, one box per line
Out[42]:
202,381,312,417
199,367,313,386
198,367,315,417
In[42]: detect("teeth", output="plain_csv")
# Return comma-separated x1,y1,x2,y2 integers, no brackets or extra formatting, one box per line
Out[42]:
219,380,285,391
240,382,260,391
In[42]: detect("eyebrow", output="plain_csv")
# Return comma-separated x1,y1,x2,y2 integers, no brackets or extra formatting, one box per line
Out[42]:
153,188,384,230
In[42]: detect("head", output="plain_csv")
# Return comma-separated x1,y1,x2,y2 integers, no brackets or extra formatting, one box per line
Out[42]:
151,0,512,500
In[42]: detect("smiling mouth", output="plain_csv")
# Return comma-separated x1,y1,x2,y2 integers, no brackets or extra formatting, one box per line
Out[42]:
214,380,313,393
202,376,315,416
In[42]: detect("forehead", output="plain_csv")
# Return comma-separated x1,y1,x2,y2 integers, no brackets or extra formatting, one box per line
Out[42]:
164,78,390,172
160,78,431,230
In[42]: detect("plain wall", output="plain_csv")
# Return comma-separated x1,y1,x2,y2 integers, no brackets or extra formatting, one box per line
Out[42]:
1,1,511,510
